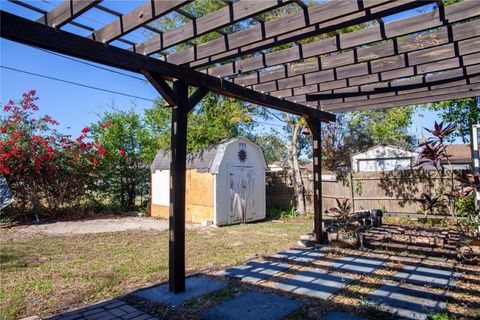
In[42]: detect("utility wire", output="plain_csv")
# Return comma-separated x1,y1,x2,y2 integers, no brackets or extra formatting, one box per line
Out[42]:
1,65,156,102
33,46,147,82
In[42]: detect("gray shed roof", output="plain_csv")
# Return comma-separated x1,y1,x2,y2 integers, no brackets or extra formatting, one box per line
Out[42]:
150,137,261,174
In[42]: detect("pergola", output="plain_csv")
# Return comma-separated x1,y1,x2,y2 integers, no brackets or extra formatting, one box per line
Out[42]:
1,0,478,294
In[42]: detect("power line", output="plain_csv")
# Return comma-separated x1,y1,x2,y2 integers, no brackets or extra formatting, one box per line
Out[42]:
1,65,156,102
33,46,147,82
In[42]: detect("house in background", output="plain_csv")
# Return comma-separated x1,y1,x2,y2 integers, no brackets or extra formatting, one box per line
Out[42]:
443,144,473,170
352,145,418,172
150,137,267,226
352,144,473,173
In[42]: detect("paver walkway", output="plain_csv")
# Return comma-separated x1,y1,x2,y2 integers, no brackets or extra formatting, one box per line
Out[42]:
45,299,157,320
200,292,303,320
368,282,448,320
274,270,354,299
43,246,463,320
328,255,385,274
217,259,291,283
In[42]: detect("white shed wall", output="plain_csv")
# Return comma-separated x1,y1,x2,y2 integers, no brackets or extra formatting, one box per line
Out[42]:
151,170,170,206
215,138,267,225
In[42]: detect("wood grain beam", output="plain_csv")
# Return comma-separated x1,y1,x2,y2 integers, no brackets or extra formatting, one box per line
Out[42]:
89,1,191,43
231,1,479,89
163,0,434,67
0,10,335,123
133,1,291,55
36,0,101,28
142,71,176,107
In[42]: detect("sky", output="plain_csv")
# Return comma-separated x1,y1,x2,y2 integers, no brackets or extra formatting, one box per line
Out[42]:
0,0,445,141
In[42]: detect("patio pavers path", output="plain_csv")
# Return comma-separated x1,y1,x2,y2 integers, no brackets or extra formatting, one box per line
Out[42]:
274,269,354,299
328,255,385,274
270,248,326,263
134,276,227,306
199,291,303,320
44,299,157,320
321,311,367,320
217,259,291,283
393,265,460,288
368,281,448,320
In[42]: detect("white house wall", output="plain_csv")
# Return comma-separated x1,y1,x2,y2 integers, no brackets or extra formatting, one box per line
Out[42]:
352,146,418,172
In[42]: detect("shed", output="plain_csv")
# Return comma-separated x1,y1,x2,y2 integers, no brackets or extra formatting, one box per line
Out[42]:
352,145,417,172
150,137,267,226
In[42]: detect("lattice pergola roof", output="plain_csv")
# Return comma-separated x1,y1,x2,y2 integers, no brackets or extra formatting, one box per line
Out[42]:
2,0,478,116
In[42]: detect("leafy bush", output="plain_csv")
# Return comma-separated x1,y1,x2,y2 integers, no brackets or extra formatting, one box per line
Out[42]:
266,206,298,219
454,193,476,216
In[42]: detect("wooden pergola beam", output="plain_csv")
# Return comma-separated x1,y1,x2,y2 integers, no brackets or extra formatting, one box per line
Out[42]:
35,0,101,28
268,44,480,102
89,1,191,43
132,1,292,55
326,84,480,112
215,0,479,80
0,10,335,123
306,71,480,101
163,0,435,66
286,72,480,110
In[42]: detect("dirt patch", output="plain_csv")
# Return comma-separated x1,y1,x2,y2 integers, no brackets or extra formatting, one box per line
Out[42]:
0,217,202,241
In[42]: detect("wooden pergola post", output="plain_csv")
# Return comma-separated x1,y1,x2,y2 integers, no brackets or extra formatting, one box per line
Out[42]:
169,80,189,293
309,118,323,244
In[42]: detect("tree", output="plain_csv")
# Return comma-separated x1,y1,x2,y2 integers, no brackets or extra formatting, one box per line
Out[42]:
1,91,102,220
422,98,480,144
249,131,288,165
320,108,417,172
143,94,260,162
90,107,151,210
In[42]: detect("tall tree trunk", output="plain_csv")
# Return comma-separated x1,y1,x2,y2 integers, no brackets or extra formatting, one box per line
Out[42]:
288,121,306,215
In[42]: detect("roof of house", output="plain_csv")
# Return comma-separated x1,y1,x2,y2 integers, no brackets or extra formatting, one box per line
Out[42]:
352,144,417,158
150,137,264,173
444,144,472,163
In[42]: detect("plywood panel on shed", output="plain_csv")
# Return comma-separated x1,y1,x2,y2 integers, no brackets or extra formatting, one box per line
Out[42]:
151,169,215,223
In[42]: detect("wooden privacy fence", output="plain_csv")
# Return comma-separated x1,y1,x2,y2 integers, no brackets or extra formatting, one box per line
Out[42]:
266,170,465,214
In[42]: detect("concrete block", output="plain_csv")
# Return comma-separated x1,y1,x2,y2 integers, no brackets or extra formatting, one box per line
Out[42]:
368,282,447,320
200,291,302,320
329,255,385,274
218,260,291,283
134,276,227,307
274,269,354,299
270,248,326,263
393,265,460,288
321,311,367,320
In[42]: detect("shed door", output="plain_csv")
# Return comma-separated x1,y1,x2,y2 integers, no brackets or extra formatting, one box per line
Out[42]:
229,166,255,223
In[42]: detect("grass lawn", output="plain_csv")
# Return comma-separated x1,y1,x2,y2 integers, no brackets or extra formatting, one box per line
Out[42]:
0,218,311,319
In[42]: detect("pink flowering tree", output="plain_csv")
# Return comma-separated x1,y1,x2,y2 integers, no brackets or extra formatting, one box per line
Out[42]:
0,91,104,220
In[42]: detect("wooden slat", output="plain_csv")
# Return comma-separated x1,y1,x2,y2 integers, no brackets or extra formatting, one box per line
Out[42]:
278,52,480,103
328,88,480,113
36,0,101,27
219,0,476,80
0,10,335,123
89,1,190,43
262,35,480,98
287,67,480,110
163,0,430,65
237,19,480,95
133,1,291,55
